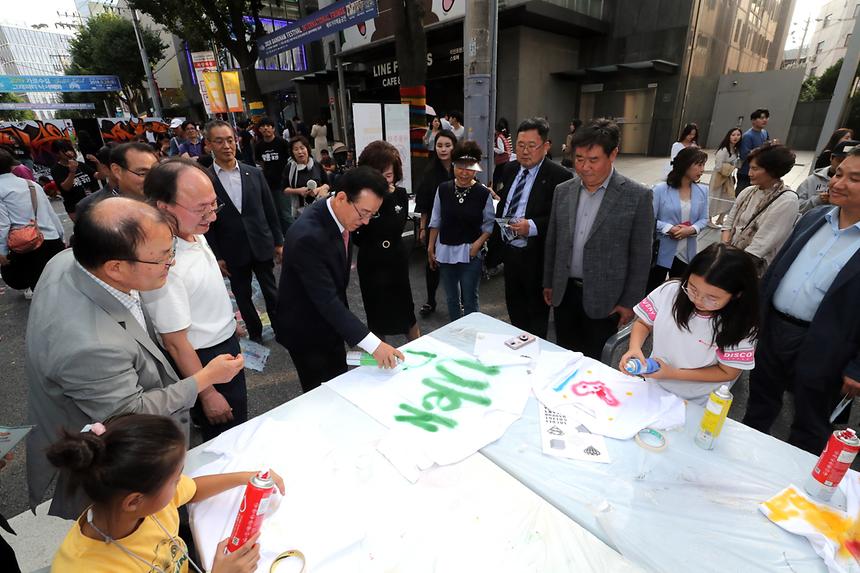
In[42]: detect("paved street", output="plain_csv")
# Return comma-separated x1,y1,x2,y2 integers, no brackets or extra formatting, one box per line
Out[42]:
0,149,841,570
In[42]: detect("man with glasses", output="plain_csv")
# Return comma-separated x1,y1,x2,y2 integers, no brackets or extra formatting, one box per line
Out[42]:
141,159,248,440
25,197,245,518
274,166,405,392
204,119,283,344
488,117,572,339
76,142,159,214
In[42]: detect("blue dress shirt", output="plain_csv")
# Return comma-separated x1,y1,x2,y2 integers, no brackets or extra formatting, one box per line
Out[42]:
502,159,542,247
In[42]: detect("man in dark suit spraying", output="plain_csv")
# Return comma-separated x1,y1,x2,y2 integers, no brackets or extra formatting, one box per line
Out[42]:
275,165,404,391
204,120,283,343
492,117,573,338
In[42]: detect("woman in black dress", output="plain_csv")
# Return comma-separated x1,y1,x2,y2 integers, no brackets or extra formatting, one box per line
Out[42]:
414,129,456,316
354,140,420,341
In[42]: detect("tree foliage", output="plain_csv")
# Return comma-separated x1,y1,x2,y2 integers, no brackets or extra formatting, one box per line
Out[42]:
67,12,166,115
128,0,271,103
0,93,37,122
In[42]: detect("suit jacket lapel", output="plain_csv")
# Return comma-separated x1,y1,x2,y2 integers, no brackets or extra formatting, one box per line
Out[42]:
566,177,581,247
524,161,549,219
209,169,240,217
495,162,518,217
70,265,178,379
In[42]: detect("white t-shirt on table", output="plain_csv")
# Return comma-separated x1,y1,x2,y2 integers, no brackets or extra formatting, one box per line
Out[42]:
141,235,236,350
633,281,756,406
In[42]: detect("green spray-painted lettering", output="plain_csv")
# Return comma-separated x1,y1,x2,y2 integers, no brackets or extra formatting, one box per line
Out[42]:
394,355,498,432
402,349,438,370
394,403,458,432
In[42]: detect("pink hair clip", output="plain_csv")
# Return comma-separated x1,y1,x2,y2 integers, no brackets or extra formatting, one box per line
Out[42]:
80,422,106,436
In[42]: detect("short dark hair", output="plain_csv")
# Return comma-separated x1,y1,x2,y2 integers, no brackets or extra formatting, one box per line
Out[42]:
180,120,196,131
667,147,708,188
673,244,759,349
747,142,795,179
38,175,51,184
570,119,583,131
46,414,185,505
449,110,464,124
203,119,232,140
517,117,550,142
571,118,620,156
288,135,312,159
0,148,14,174
144,157,210,205
109,142,157,169
452,140,483,163
334,165,388,201
258,118,275,128
750,108,769,120
358,140,403,182
72,197,171,270
53,139,75,155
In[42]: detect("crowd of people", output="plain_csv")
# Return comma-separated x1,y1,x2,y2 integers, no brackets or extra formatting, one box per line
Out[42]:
1,106,859,572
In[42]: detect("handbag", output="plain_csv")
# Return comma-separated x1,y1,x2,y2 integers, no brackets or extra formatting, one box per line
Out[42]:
7,181,44,254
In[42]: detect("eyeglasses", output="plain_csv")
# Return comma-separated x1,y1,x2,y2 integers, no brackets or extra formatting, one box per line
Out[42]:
175,200,224,218
209,137,235,147
124,167,150,178
351,202,379,221
122,237,177,269
680,281,724,310
516,142,542,151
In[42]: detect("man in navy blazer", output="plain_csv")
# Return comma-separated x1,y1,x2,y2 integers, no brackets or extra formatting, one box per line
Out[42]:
743,147,860,454
204,120,283,342
274,166,404,391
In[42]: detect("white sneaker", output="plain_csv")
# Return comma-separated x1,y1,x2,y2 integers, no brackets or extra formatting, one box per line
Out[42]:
23,288,33,300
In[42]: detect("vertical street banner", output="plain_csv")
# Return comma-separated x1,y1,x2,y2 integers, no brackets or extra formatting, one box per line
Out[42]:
352,103,383,158
383,103,412,192
220,71,244,113
257,0,378,58
191,51,219,115
202,71,228,114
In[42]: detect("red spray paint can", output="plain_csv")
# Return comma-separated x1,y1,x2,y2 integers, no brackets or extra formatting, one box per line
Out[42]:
805,429,860,501
227,470,276,552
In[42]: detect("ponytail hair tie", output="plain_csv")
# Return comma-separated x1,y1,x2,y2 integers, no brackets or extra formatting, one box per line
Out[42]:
81,422,106,436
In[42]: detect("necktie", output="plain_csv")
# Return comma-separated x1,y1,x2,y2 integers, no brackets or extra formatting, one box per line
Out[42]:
342,229,349,258
505,168,529,217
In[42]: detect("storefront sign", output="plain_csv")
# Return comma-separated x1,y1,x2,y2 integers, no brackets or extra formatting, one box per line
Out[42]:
368,43,463,89
258,0,378,59
0,75,122,93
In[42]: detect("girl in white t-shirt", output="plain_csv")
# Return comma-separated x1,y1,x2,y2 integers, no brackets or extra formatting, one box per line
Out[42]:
619,244,759,405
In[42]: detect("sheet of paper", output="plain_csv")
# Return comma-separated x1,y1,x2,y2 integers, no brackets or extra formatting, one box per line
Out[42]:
239,339,271,372
534,356,685,440
538,403,611,464
327,337,532,479
0,425,33,458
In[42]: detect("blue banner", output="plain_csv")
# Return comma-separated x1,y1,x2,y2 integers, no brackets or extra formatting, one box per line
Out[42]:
258,0,378,59
0,75,122,93
0,102,96,110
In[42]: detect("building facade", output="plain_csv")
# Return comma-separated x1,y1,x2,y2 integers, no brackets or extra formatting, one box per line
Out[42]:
806,0,858,79
0,24,72,118
321,0,793,156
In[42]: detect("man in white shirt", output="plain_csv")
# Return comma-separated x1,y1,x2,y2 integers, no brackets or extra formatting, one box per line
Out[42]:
142,158,248,440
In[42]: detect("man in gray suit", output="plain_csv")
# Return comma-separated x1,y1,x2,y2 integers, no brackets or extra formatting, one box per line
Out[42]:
543,120,654,359
26,197,244,518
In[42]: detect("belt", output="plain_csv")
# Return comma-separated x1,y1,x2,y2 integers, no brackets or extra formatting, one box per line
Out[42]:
568,277,583,288
771,305,811,328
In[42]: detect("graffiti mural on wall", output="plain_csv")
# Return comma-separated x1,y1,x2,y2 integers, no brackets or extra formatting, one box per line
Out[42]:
0,120,75,166
99,118,168,143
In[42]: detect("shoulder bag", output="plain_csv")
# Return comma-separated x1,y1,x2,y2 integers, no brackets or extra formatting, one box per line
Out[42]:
7,181,44,254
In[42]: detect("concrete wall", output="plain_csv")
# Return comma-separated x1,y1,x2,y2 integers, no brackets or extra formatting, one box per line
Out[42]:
705,68,806,149
787,100,832,150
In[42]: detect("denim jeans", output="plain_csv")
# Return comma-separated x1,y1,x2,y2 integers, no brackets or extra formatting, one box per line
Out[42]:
439,257,482,321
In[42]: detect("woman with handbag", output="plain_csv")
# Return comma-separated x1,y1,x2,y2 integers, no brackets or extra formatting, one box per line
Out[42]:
708,127,741,227
0,149,65,299
721,143,798,275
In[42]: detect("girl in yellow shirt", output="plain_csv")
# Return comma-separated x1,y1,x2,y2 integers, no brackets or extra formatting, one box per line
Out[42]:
47,414,284,573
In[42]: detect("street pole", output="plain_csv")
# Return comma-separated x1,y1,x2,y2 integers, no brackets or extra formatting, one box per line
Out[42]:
335,38,351,150
812,15,860,174
463,0,497,178
211,40,237,125
130,8,162,117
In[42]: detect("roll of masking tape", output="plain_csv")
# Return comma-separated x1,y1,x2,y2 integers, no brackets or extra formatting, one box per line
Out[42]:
269,549,307,573
635,428,667,452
